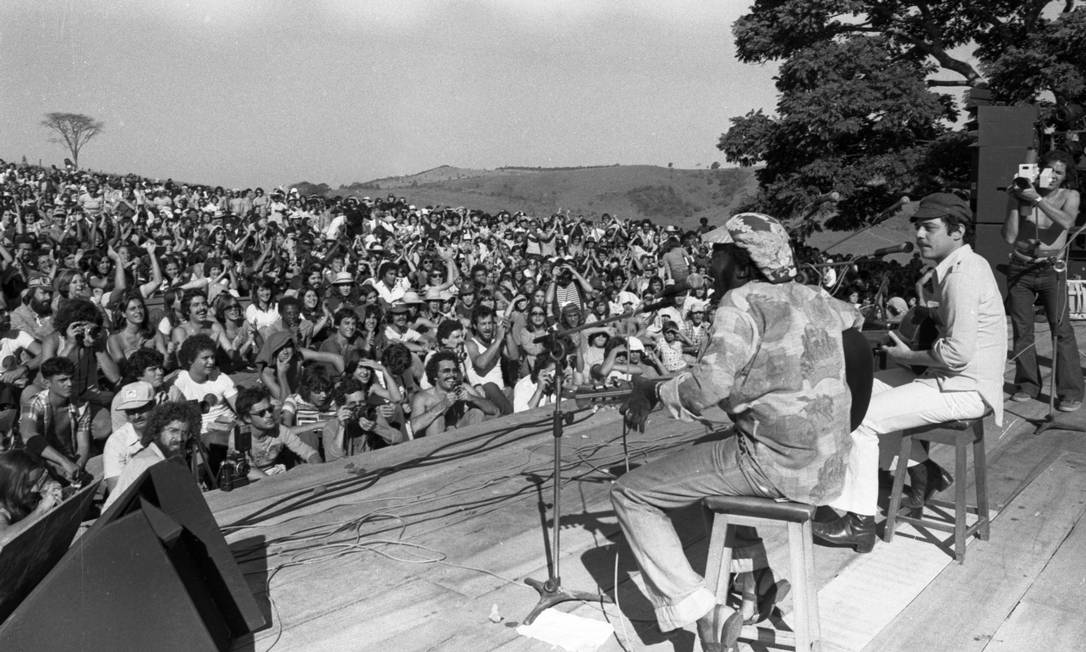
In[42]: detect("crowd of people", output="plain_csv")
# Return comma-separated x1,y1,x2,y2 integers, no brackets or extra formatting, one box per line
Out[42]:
0,156,919,539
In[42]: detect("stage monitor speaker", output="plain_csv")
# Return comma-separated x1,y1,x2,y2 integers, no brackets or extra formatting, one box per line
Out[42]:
978,105,1038,148
974,222,1014,296
0,461,267,651
975,147,1029,225
0,482,98,623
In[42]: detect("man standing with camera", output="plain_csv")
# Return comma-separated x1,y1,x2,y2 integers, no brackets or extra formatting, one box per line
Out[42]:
1003,149,1084,411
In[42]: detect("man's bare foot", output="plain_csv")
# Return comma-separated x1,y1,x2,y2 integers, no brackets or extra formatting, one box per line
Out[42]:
695,604,743,652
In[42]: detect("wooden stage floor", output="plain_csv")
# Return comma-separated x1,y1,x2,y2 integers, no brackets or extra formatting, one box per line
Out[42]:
208,321,1086,652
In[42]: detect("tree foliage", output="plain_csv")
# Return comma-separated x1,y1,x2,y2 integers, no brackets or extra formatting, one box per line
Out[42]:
40,112,104,168
721,1,1086,238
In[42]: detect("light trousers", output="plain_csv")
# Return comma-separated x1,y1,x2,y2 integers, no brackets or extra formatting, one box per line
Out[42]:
830,367,985,516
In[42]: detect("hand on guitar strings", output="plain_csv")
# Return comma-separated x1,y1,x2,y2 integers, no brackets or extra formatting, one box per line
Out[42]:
879,330,914,362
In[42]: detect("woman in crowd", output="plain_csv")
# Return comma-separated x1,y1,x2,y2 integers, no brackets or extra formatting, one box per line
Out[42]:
0,450,64,547
106,288,167,366
246,278,280,335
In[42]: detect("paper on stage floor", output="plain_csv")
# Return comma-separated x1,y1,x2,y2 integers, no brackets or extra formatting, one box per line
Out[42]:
516,610,614,652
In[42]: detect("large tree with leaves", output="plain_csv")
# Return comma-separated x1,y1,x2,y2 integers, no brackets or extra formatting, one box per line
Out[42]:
41,112,104,169
721,1,1086,236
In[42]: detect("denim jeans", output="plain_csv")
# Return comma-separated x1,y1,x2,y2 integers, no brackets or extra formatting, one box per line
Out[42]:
611,432,781,631
1006,261,1084,402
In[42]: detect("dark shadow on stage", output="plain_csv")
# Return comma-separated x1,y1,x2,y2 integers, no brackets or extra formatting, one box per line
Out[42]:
574,503,708,652
227,535,270,652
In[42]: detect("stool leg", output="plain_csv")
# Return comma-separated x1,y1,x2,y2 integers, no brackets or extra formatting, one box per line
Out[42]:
973,423,990,541
884,434,912,542
801,519,821,651
954,436,968,564
704,515,735,602
789,521,811,652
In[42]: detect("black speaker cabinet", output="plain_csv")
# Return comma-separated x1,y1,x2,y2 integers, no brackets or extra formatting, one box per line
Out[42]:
0,482,98,623
0,461,266,650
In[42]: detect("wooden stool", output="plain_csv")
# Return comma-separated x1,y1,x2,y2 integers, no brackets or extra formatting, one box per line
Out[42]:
703,496,820,652
883,416,991,563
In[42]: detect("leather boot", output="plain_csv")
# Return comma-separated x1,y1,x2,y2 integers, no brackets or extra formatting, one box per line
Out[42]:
812,512,876,553
901,459,953,511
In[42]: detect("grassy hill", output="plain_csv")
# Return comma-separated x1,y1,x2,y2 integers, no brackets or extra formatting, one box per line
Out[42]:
293,164,757,232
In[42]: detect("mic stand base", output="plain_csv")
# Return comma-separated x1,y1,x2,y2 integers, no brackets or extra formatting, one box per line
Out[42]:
1029,413,1086,436
523,577,612,625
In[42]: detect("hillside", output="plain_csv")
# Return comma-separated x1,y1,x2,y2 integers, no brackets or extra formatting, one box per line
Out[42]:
293,164,757,232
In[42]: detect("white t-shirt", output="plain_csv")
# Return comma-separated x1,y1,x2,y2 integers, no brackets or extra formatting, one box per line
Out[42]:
245,303,280,331
171,370,238,434
512,375,556,413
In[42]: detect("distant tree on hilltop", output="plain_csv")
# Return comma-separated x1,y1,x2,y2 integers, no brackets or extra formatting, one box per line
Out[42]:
41,112,104,169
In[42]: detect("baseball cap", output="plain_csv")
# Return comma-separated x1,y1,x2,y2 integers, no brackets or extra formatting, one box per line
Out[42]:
117,381,155,411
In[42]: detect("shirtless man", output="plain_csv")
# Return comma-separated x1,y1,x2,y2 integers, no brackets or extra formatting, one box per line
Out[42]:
410,350,499,437
1003,149,1084,411
171,290,232,353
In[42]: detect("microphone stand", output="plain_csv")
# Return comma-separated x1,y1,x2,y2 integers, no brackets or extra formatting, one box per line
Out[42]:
1028,221,1086,436
523,302,663,624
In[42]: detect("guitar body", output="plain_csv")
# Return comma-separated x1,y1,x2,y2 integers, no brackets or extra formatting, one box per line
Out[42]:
896,306,939,350
895,306,939,374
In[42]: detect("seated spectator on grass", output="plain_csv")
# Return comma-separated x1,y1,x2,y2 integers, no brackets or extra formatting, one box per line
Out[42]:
234,385,322,475
168,334,238,440
322,377,405,459
21,356,88,481
170,290,233,353
512,354,572,413
32,297,119,439
410,351,499,437
102,381,156,494
256,330,344,402
0,450,64,547
102,401,201,510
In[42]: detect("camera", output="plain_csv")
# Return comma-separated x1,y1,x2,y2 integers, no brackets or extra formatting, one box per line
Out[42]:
1015,163,1054,190
216,451,251,492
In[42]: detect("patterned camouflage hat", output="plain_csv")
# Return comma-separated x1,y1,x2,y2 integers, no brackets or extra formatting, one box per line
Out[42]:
701,212,796,283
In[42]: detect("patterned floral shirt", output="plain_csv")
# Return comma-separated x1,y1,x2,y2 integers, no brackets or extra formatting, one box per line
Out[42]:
658,281,862,504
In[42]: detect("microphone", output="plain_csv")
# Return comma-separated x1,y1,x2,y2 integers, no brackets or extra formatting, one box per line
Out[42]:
872,242,914,257
874,196,910,222
796,191,843,223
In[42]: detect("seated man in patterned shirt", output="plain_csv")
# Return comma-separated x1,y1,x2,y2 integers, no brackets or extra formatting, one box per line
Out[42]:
613,213,862,652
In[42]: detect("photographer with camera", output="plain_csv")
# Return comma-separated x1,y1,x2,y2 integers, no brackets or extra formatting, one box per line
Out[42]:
28,297,119,440
1003,149,1084,411
322,377,405,460
512,353,570,413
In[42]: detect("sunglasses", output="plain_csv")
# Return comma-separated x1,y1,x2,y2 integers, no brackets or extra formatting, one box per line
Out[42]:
249,405,274,417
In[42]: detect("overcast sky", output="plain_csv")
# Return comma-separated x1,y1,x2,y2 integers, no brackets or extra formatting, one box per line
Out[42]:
0,1,779,189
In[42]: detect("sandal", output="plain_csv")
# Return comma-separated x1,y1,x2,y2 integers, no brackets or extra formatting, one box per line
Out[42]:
735,568,791,625
698,604,744,652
